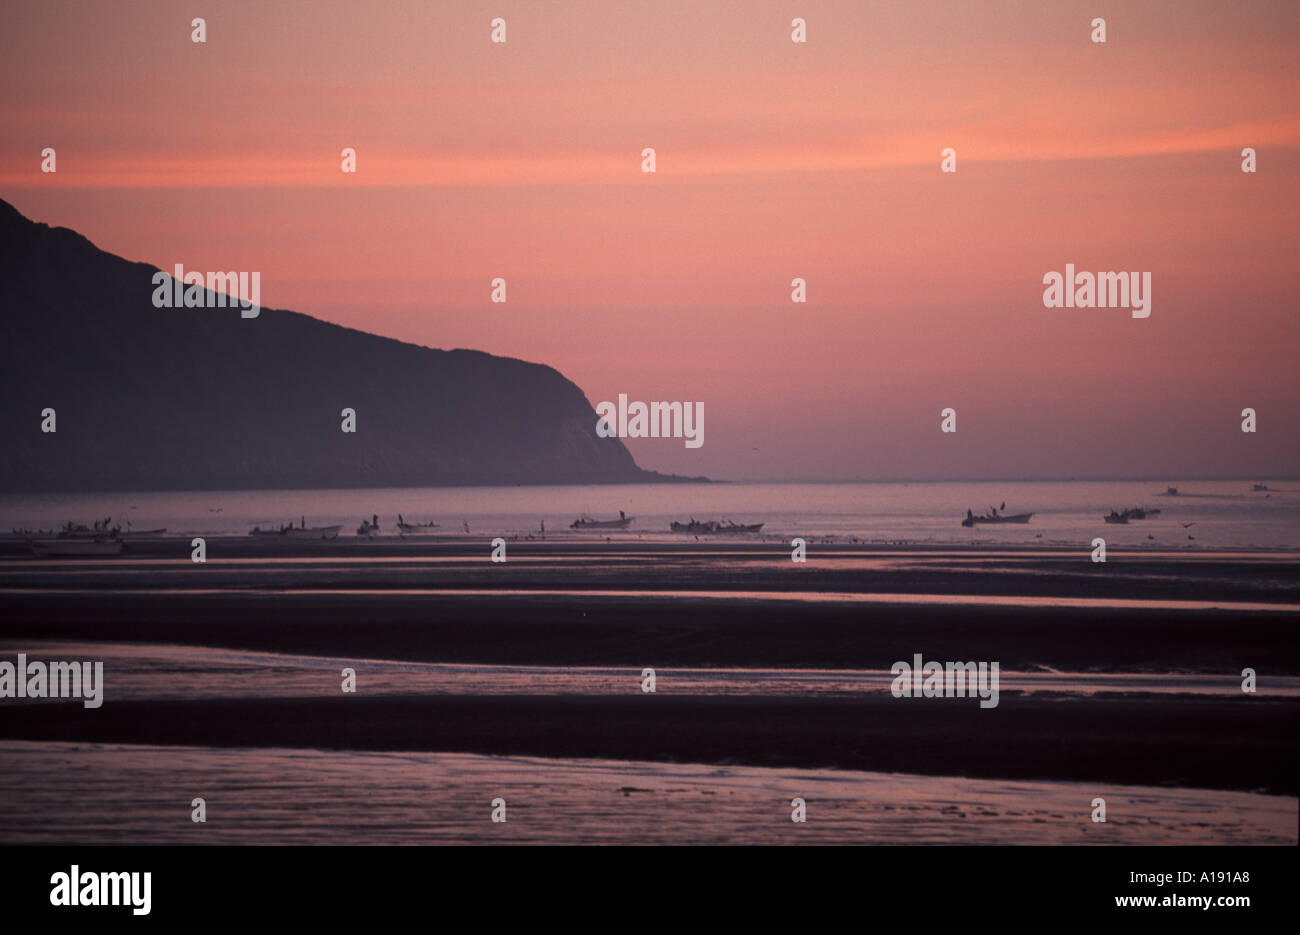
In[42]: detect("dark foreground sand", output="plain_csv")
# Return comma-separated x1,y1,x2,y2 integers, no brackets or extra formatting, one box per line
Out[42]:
2,693,1295,795
1,591,1296,672
1,544,1295,802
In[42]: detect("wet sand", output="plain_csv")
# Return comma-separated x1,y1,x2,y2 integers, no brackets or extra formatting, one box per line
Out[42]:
1,590,1295,673
1,539,1295,842
1,743,1293,845
8,640,1296,701
2,693,1295,795
2,538,1298,607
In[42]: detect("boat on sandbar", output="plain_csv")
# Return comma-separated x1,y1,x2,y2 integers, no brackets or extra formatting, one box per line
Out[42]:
253,518,341,539
118,528,166,538
570,514,634,529
713,520,764,534
670,519,765,534
284,518,342,539
961,507,1033,527
397,514,439,537
58,520,120,540
1105,507,1161,523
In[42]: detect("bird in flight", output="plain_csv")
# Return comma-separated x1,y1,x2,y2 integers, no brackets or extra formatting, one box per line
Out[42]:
1180,521,1197,528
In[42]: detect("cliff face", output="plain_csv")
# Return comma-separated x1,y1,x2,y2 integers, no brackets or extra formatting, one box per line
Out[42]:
0,199,665,491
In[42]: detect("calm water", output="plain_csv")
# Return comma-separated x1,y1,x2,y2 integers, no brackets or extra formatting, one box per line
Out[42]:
2,479,1297,549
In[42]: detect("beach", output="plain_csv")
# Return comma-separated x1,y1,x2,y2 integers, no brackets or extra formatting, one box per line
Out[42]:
1,533,1297,844
1,742,1293,846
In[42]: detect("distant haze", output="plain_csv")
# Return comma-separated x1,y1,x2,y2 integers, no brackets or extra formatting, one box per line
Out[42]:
3,0,1297,480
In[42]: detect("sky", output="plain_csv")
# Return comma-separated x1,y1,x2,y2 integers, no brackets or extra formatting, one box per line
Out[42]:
2,0,1298,480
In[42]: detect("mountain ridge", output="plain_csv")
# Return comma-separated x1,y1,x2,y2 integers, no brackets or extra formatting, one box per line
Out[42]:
0,198,704,492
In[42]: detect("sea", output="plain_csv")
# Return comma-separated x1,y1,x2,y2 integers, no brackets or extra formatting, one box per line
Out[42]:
1,479,1297,550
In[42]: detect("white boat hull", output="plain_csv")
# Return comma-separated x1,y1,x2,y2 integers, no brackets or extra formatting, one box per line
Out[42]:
570,518,634,529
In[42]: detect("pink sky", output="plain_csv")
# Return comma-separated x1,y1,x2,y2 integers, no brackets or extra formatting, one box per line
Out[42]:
3,0,1298,479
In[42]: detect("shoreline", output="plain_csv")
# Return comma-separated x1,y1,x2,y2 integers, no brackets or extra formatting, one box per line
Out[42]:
4,535,1299,556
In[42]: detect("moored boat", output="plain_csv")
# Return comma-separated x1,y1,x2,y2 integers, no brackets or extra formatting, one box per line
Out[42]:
118,528,166,538
3,529,55,540
961,508,1033,527
670,519,717,534
1105,507,1160,523
669,519,765,534
570,514,634,529
397,514,439,536
58,520,120,539
284,520,342,539
714,520,764,534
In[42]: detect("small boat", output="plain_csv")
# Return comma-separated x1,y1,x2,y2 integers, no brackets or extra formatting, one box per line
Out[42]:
3,529,54,540
961,509,1033,527
713,520,764,534
356,514,382,537
58,520,120,540
397,514,439,537
250,525,287,537
284,519,342,539
1253,484,1269,492
1164,487,1179,496
1107,507,1159,523
671,520,717,534
570,515,634,529
30,538,124,556
118,528,166,539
